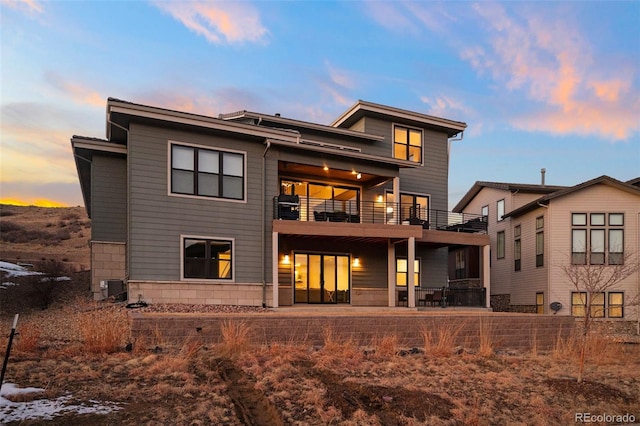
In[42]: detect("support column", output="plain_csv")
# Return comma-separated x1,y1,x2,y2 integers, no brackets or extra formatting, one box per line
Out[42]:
272,231,279,308
388,240,395,307
408,237,416,308
482,244,491,308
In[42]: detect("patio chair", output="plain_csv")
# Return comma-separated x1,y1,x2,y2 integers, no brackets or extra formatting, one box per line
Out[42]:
432,290,443,307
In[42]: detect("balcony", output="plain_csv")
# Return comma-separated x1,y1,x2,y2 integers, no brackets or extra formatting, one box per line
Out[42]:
273,195,487,233
398,287,487,308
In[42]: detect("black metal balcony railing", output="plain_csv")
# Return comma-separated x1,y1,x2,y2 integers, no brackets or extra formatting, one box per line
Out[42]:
398,287,487,308
273,195,487,233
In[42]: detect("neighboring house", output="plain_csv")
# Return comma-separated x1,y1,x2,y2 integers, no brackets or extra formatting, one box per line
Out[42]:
71,98,489,308
453,175,640,320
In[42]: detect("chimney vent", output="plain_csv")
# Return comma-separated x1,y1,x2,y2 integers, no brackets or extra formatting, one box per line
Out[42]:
541,168,546,186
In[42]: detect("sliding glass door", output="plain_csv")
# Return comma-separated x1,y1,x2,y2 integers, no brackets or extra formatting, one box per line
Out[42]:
294,253,350,304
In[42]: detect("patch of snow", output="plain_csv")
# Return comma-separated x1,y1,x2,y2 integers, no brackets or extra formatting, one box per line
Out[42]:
0,383,123,422
0,261,43,278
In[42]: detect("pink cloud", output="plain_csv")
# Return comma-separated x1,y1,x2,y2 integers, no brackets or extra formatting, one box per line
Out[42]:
464,3,639,141
44,72,104,108
152,1,268,44
0,0,43,14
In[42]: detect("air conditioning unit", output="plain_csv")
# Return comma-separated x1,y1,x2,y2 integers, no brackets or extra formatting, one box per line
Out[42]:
100,279,126,301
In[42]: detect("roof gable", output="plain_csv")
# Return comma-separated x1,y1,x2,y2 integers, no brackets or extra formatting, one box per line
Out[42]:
453,181,566,212
505,175,640,218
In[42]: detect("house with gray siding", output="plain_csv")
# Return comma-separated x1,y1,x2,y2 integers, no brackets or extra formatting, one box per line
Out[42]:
72,98,489,308
453,175,640,322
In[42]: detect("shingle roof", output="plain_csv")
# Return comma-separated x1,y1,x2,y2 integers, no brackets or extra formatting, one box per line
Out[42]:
452,181,567,212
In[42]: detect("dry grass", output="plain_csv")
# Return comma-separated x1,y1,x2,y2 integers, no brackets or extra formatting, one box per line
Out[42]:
420,320,467,356
477,317,495,357
78,306,130,353
12,320,40,353
216,320,251,358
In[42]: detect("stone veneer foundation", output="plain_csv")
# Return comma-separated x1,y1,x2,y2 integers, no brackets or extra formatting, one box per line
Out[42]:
91,241,126,300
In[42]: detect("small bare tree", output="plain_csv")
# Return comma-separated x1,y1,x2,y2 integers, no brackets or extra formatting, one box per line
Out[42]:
559,251,638,383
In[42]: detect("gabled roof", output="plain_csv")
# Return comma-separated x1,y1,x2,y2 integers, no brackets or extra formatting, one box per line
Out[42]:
331,100,467,137
504,175,640,219
627,177,640,187
453,181,567,213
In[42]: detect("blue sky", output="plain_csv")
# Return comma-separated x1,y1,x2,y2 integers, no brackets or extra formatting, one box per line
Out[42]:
1,0,638,208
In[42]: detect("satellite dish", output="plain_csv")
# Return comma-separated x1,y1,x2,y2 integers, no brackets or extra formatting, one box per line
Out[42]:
549,302,562,314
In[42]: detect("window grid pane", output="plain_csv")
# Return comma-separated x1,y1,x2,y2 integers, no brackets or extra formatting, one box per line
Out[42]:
609,213,624,226
572,213,587,226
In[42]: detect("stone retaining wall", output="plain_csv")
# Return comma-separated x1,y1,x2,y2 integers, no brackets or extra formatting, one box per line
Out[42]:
130,312,575,352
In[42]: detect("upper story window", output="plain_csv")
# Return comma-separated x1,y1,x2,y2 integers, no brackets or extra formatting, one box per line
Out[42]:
497,199,505,221
171,143,245,200
393,125,422,163
571,212,624,265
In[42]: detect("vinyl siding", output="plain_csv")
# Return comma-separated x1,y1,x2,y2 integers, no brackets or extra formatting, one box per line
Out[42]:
459,186,513,295
127,122,267,282
510,207,548,305
547,184,640,318
91,155,127,242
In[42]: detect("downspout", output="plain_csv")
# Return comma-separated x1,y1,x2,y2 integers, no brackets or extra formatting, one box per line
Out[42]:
447,131,464,169
537,201,550,313
108,118,131,300
262,141,271,308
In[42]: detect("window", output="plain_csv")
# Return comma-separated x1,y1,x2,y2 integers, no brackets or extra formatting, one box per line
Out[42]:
572,213,587,226
571,212,624,265
590,213,605,226
536,292,544,314
608,292,624,318
393,125,422,163
572,229,587,265
536,216,544,267
571,292,587,317
386,192,429,223
481,205,489,220
609,213,624,226
497,231,505,259
514,225,521,271
171,144,244,200
609,229,624,265
455,249,465,279
590,292,605,318
396,258,420,286
183,237,233,280
590,229,605,265
497,199,505,221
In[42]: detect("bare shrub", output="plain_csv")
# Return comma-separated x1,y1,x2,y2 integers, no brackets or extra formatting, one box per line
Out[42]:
61,212,80,221
217,320,251,357
421,321,466,356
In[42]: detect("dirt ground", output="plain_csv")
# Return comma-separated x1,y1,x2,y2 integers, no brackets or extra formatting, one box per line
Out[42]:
0,204,90,270
1,274,639,425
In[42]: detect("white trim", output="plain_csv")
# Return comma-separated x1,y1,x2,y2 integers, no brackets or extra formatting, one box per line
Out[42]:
167,140,248,204
180,234,236,282
392,123,424,165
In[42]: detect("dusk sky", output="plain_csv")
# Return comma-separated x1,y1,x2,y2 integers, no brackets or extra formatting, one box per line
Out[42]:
1,0,638,209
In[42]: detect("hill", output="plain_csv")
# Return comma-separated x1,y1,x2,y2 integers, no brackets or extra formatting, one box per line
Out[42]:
0,204,90,271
